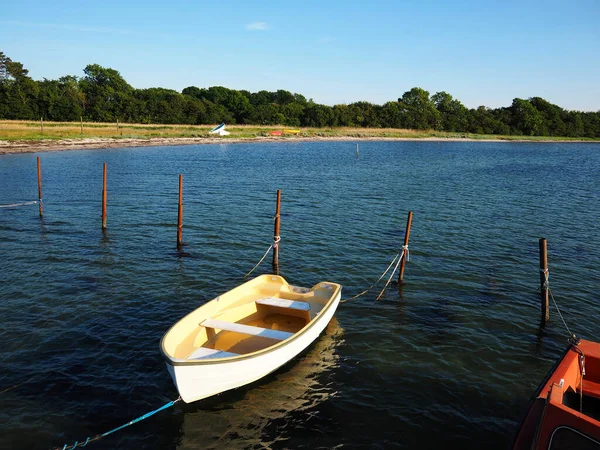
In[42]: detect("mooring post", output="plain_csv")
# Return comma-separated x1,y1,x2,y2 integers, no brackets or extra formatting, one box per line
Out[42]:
36,157,43,218
101,163,107,230
177,174,183,249
539,238,549,323
272,189,281,274
356,143,359,159
398,211,413,284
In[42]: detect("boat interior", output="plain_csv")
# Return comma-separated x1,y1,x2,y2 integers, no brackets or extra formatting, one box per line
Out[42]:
162,276,340,362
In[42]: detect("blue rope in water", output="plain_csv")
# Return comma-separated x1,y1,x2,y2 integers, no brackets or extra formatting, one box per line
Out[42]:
52,397,181,449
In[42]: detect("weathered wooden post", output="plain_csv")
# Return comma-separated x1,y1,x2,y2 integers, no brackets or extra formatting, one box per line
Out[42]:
101,163,107,230
539,238,549,323
272,189,281,274
36,157,43,218
356,143,359,159
398,211,413,284
177,174,183,249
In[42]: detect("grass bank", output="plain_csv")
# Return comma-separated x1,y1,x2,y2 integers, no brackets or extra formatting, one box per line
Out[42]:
1,120,599,143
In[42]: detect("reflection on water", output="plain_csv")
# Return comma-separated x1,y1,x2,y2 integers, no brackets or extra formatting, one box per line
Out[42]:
178,318,344,449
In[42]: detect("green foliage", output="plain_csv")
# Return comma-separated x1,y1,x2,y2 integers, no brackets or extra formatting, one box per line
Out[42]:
0,51,599,139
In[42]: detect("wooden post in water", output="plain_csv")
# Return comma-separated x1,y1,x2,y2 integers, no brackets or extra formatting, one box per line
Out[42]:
177,174,183,249
356,143,359,159
272,189,281,274
101,163,107,230
36,157,43,218
539,238,549,323
398,211,413,284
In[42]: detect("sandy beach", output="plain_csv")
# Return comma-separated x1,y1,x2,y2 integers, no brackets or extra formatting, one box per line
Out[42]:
0,135,579,155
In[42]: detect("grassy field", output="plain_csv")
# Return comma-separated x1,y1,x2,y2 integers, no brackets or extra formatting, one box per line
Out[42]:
0,120,598,142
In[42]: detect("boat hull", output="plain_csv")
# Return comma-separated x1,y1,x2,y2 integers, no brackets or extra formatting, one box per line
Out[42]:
166,293,340,403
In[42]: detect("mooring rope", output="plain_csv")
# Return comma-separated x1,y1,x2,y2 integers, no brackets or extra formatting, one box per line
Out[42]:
340,253,400,303
243,236,281,278
341,247,409,303
51,397,181,450
375,248,406,302
0,200,38,208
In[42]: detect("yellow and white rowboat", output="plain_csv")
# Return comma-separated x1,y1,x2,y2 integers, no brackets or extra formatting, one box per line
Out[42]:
160,274,342,403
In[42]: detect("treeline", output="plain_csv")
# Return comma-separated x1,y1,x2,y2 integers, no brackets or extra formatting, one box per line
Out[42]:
1,51,599,137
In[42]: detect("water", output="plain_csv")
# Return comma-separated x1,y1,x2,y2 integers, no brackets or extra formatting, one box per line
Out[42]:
1,141,599,449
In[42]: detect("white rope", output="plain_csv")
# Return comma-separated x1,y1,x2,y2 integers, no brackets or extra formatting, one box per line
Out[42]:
375,248,406,301
402,244,410,262
0,200,38,208
243,244,273,278
548,287,574,338
273,235,281,249
340,253,400,303
540,268,549,290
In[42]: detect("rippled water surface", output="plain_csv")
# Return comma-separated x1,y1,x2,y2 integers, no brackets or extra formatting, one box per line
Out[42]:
1,141,599,449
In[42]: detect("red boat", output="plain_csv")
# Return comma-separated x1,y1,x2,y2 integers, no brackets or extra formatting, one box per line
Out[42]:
512,337,600,449
269,131,283,136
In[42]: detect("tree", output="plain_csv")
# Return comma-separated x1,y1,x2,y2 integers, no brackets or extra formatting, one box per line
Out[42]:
432,91,468,132
398,87,441,130
79,64,134,122
510,98,543,135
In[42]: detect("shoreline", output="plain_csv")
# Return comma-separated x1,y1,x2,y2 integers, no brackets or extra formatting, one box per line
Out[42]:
0,135,597,154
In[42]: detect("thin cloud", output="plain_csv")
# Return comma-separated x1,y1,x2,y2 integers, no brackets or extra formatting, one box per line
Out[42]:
245,22,270,31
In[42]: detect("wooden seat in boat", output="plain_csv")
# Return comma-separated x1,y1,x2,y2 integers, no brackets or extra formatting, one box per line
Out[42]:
255,297,311,322
187,347,239,360
201,318,294,341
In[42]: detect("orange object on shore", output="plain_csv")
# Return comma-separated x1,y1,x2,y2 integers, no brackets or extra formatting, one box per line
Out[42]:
269,131,283,136
511,338,600,449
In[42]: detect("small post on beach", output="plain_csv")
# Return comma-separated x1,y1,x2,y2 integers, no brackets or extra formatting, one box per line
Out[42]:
177,174,183,249
272,189,281,274
117,119,119,133
80,116,84,135
539,238,549,323
36,157,43,218
398,211,413,284
41,117,44,135
101,163,107,230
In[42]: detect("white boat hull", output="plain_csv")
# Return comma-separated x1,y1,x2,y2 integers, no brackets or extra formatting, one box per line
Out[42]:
166,294,340,403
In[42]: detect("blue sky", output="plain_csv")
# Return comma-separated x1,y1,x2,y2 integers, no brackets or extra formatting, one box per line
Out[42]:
2,0,599,111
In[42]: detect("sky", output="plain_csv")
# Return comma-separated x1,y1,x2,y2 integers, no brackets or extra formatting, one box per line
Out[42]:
1,0,599,111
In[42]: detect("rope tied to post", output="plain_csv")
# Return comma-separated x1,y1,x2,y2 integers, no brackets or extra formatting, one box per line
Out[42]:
402,244,410,262
52,397,181,450
341,246,409,303
244,235,281,278
540,268,549,290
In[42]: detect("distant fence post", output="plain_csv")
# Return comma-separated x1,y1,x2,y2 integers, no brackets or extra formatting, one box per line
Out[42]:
177,174,183,249
272,189,281,274
37,157,43,218
80,116,84,135
398,211,413,284
539,238,549,323
41,117,44,135
101,163,107,230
